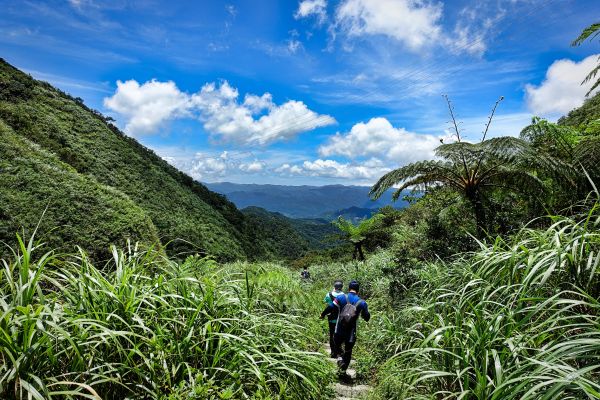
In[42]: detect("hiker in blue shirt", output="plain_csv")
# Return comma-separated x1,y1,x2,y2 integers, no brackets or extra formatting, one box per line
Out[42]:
324,280,344,358
320,280,370,375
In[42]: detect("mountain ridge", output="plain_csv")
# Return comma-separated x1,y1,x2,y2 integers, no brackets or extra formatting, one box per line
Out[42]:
205,181,409,218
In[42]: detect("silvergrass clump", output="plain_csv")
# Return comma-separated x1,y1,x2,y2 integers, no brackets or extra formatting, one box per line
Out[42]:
369,205,600,400
0,234,332,399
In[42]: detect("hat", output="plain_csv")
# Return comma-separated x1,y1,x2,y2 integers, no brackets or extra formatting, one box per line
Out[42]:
348,280,360,291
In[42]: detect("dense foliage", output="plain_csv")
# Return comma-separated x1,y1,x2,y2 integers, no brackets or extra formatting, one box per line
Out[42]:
0,121,159,262
0,59,294,262
370,98,559,238
360,206,600,399
0,234,333,399
241,206,340,260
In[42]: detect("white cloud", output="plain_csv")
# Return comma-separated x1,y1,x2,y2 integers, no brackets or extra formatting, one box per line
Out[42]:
335,0,442,50
162,150,269,181
103,79,190,135
295,0,328,24
287,38,303,53
191,81,336,145
525,54,600,116
276,158,388,180
319,117,447,164
104,79,335,143
240,160,266,172
448,23,487,56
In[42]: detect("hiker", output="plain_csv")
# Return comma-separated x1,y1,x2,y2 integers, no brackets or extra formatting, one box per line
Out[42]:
320,280,370,375
300,267,310,280
324,280,344,358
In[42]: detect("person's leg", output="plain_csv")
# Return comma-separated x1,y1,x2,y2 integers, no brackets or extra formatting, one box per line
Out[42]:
333,332,344,361
328,322,336,357
341,339,355,371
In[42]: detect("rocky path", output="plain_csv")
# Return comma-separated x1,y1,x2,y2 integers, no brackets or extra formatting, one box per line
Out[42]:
323,343,371,400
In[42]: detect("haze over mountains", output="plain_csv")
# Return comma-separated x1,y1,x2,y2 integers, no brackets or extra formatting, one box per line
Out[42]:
205,182,409,218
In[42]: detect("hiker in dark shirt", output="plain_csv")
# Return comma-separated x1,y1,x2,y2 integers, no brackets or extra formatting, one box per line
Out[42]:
300,267,310,280
323,280,344,358
320,280,370,374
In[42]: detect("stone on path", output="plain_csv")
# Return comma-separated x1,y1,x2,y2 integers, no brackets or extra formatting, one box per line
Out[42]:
322,342,371,399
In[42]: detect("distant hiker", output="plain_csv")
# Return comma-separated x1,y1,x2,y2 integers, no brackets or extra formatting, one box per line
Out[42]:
324,280,344,358
300,267,310,280
320,280,370,375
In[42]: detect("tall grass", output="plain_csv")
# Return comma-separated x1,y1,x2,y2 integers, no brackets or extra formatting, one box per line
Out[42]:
0,235,332,399
369,206,600,399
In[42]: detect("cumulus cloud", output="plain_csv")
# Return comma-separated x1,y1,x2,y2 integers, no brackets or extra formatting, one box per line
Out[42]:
525,54,600,116
276,158,388,180
240,160,266,172
103,79,190,135
295,0,328,24
335,0,442,50
163,151,268,181
319,117,446,164
104,79,335,143
190,81,336,145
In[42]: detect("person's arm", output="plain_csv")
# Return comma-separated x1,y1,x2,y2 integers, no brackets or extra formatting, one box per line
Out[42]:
360,301,371,322
320,302,335,319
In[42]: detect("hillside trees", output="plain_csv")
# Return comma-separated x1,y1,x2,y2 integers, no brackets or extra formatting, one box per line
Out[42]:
370,97,551,237
520,117,600,207
0,58,290,262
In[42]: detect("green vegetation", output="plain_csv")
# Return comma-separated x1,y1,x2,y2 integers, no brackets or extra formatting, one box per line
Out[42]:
333,214,384,260
572,21,600,96
0,232,333,399
361,207,600,399
370,97,556,237
3,22,600,400
0,121,159,261
241,206,340,260
0,58,293,262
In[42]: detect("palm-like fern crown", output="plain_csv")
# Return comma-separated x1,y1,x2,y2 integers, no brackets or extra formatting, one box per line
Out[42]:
572,22,600,96
520,117,600,180
333,214,383,242
369,97,559,203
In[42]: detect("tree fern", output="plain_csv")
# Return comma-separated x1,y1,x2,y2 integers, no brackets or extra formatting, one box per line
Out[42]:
572,22,600,96
370,98,559,237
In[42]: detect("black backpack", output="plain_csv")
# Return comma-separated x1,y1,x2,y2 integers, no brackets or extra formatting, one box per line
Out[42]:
337,295,363,328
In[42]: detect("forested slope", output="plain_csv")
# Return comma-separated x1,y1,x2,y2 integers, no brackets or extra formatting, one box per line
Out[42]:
241,206,340,259
0,59,273,261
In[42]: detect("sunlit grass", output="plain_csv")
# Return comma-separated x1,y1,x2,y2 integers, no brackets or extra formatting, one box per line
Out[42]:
368,205,600,399
0,234,332,399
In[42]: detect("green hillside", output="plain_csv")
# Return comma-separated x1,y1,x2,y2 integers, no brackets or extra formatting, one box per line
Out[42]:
241,206,340,260
0,59,272,261
0,120,160,261
559,91,600,127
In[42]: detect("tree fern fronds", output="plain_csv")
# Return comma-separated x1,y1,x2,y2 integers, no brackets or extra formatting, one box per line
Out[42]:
571,22,600,46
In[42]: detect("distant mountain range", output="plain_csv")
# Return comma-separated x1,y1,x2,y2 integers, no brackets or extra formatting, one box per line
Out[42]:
205,182,410,219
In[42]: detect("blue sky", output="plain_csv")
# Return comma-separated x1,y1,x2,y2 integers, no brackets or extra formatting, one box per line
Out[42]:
1,0,599,185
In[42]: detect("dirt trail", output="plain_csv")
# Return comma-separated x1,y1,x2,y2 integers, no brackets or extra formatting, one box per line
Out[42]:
323,342,371,400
